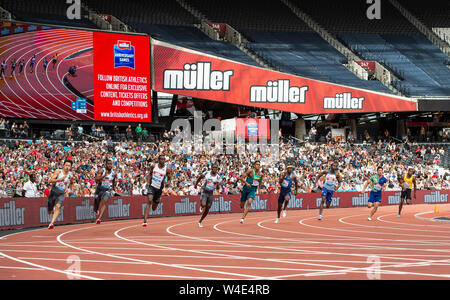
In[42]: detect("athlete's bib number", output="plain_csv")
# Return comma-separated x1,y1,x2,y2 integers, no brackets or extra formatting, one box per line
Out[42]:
205,181,216,191
403,182,410,189
151,172,164,189
102,179,111,188
252,180,260,187
281,179,289,188
374,184,382,192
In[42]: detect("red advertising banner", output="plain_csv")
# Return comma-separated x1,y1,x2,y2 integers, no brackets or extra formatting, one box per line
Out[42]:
235,118,271,140
1,190,448,230
207,23,227,37
93,32,151,122
152,40,417,114
98,14,112,23
356,61,376,73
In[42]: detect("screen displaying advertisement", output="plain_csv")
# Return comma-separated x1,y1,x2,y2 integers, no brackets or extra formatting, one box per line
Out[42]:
152,39,418,114
0,22,151,122
235,118,271,140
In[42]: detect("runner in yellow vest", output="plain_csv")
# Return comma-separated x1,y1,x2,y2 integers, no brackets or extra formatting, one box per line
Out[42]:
398,168,416,217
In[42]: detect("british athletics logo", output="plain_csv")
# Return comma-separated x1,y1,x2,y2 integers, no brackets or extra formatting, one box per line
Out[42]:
114,41,135,69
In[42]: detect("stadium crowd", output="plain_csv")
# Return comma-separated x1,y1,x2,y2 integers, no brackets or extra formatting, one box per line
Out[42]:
0,133,449,198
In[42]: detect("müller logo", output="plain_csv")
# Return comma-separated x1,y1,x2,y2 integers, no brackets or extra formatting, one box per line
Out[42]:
114,40,135,69
250,79,308,103
323,92,364,110
163,62,233,91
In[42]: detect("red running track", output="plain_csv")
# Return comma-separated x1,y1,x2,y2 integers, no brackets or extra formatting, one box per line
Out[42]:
0,203,449,280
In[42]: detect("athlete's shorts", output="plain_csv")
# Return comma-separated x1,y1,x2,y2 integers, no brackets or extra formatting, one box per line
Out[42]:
401,189,412,201
278,191,291,204
240,187,256,203
201,191,214,207
47,187,65,211
94,187,111,212
368,191,382,203
321,187,334,202
148,186,163,203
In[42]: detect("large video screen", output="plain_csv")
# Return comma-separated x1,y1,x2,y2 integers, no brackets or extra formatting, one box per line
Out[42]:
0,22,151,122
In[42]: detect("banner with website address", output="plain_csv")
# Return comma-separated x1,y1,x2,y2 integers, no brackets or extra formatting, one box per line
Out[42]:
93,32,151,122
152,39,417,114
1,190,448,230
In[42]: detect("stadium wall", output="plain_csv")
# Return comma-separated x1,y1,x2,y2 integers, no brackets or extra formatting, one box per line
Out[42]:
1,190,448,230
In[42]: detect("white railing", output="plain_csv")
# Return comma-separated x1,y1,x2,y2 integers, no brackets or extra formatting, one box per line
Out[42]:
109,15,130,32
175,0,209,22
280,0,359,62
197,22,220,40
0,6,12,21
432,28,450,46
347,61,369,80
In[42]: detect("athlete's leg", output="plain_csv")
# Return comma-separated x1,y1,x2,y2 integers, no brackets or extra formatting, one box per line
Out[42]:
199,202,211,225
241,198,253,220
97,194,109,222
318,196,326,219
282,194,290,217
143,194,154,224
369,202,380,219
49,203,62,227
398,194,405,216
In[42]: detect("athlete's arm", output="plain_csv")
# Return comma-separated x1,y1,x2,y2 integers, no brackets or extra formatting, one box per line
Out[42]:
240,169,252,187
315,171,327,183
413,177,417,199
66,176,75,193
336,173,343,190
194,173,205,189
166,167,173,186
112,174,117,191
95,169,106,183
293,175,299,192
279,172,286,185
362,178,371,194
48,170,61,184
147,165,155,185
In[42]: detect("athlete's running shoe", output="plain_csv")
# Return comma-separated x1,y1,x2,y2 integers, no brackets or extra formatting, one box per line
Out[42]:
142,222,148,227
318,215,322,220
96,219,101,224
282,210,287,218
275,218,279,224
48,224,54,230
368,217,372,221
240,218,244,224
198,222,203,228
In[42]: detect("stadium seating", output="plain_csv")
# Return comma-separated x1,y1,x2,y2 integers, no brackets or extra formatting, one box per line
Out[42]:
396,0,450,28
188,0,312,32
130,23,260,66
243,30,393,93
0,0,98,29
339,33,450,97
288,0,420,34
82,0,197,26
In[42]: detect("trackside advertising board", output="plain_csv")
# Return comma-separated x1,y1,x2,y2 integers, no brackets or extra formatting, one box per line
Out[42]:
152,39,417,114
1,190,447,230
